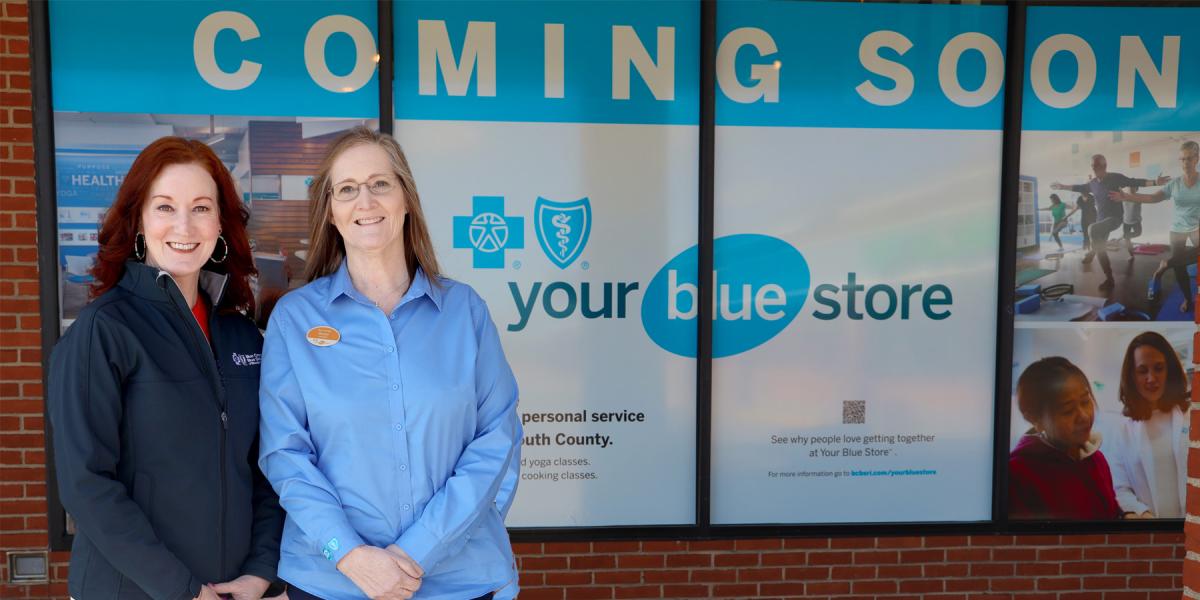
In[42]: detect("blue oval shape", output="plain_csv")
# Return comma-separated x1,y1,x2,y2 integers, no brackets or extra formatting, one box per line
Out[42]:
641,234,809,358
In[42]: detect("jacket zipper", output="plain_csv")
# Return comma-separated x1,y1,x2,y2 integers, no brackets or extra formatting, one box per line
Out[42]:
157,274,229,578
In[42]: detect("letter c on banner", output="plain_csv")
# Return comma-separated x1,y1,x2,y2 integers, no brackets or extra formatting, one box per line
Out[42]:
1030,34,1096,109
305,15,378,93
715,27,779,104
938,33,1003,108
194,11,262,91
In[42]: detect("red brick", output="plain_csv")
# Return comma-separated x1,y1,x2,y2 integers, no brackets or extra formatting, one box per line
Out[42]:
805,581,851,595
520,556,567,570
593,571,640,585
1036,576,1081,590
783,538,830,549
1128,575,1176,589
924,563,969,577
614,583,662,597
564,588,614,597
1016,562,1060,576
783,566,830,580
900,579,945,593
659,585,705,598
543,571,590,586
713,553,758,567
591,541,638,553
900,548,945,563
853,550,898,564
852,579,897,594
5,1,30,18
947,577,991,592
760,551,806,566
1062,560,1106,575
1107,561,1152,575
517,589,562,600
568,555,614,570
736,567,782,582
688,569,735,584
642,570,687,584
705,583,753,597
541,542,589,554
617,554,664,569
758,582,805,596
664,553,710,568
733,538,781,551
830,565,875,580
830,537,875,549
807,550,853,565
877,564,921,578
613,586,659,599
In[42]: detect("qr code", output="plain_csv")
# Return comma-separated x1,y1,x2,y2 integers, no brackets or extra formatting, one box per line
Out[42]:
843,400,866,424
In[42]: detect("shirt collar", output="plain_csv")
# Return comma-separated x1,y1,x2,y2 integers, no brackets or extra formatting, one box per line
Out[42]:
326,259,443,311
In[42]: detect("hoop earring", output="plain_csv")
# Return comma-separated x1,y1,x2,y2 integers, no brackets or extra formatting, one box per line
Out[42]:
209,235,229,264
133,232,147,261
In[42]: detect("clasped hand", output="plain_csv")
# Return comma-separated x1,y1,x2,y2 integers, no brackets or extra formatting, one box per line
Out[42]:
193,574,272,600
337,544,425,600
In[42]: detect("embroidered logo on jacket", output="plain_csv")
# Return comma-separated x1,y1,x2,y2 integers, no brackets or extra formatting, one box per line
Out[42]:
231,352,262,366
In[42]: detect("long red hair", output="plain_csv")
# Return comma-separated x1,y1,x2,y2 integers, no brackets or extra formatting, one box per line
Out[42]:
90,137,256,314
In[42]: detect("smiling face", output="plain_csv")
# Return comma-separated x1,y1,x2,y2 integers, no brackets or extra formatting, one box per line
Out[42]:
328,143,408,259
1133,344,1168,406
139,162,221,283
1036,375,1095,454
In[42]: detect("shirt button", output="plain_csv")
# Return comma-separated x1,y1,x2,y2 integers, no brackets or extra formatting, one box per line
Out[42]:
394,423,403,431
399,464,407,471
402,504,411,511
390,314,397,320
387,346,395,353
391,384,399,391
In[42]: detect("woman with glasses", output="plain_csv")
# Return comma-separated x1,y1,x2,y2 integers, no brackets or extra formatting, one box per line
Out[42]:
258,128,522,600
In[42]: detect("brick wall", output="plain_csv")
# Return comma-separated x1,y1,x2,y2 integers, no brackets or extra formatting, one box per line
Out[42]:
0,1,1191,599
513,535,1183,599
1,0,69,597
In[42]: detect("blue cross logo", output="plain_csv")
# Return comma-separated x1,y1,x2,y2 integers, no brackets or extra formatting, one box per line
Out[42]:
453,196,524,269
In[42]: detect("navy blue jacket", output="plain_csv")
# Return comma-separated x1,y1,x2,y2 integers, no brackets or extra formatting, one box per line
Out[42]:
48,261,283,600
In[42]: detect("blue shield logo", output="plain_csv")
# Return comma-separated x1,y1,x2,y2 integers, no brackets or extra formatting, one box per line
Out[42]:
535,197,591,269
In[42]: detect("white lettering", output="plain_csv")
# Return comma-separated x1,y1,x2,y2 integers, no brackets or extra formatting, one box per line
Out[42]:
715,27,779,104
545,24,565,99
1117,35,1179,108
668,269,697,320
938,32,1004,108
612,26,675,101
855,31,914,107
1030,34,1096,109
193,11,262,91
304,15,377,93
418,20,496,97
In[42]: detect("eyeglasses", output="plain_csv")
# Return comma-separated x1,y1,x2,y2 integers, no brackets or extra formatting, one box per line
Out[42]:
329,175,397,202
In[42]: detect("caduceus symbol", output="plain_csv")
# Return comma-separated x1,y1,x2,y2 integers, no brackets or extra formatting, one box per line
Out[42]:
552,214,571,259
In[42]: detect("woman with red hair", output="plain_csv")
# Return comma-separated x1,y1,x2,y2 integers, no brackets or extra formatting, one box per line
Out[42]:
48,137,283,600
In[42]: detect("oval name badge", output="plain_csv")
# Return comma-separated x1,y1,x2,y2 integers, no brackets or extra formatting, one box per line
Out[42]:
306,325,341,347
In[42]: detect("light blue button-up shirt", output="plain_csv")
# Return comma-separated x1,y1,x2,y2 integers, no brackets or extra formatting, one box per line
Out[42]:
259,261,521,600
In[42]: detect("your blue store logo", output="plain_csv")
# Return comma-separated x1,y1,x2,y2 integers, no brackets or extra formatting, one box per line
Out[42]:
642,234,809,358
641,235,956,358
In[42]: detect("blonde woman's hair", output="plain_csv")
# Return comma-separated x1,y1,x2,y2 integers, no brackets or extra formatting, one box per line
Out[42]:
304,127,441,284
1183,140,1199,156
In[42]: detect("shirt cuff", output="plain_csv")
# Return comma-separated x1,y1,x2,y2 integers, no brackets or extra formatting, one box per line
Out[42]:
322,526,366,565
394,521,445,573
